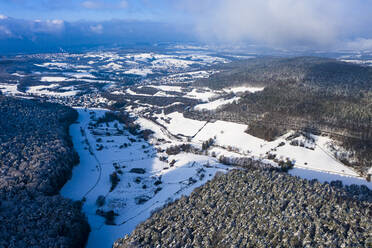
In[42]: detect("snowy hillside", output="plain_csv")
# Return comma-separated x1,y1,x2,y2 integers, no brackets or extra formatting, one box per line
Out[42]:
2,50,371,248
61,109,230,248
62,107,371,248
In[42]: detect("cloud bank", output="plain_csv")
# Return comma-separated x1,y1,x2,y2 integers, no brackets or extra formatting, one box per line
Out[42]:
179,0,372,50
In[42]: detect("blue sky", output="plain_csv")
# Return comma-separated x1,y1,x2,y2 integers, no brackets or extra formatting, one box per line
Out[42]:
1,0,372,52
0,0,183,22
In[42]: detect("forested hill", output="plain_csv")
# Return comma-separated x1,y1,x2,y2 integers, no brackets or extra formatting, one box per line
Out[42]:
195,56,372,91
114,169,372,248
0,96,90,248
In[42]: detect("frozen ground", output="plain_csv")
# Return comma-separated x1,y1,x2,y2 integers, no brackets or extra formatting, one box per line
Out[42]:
61,104,372,248
1,50,230,100
154,111,371,183
289,168,372,187
41,76,67,82
61,108,229,248
10,51,228,98
0,83,23,95
224,86,265,94
194,97,241,111
150,85,183,92
185,88,218,101
124,68,153,77
154,112,206,137
64,72,96,79
340,59,372,66
27,84,80,97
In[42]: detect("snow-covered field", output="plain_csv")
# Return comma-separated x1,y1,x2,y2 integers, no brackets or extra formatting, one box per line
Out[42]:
150,85,183,92
64,72,96,79
196,120,359,176
35,62,70,69
289,168,372,187
20,51,229,97
0,83,23,95
27,84,80,97
61,109,229,248
61,101,371,247
340,59,372,66
40,76,67,82
224,86,265,94
155,112,206,137
185,88,218,101
194,97,240,111
154,111,372,186
101,62,124,71
124,53,229,70
124,68,153,77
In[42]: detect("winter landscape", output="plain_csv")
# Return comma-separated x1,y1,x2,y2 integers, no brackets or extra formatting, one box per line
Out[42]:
1,1,372,248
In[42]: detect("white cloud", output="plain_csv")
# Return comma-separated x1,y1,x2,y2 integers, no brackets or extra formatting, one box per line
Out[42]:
0,14,8,20
90,24,103,34
180,0,372,49
82,0,128,9
346,38,372,51
118,0,128,8
82,1,101,9
0,25,12,36
48,19,64,26
45,20,65,31
29,19,65,34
